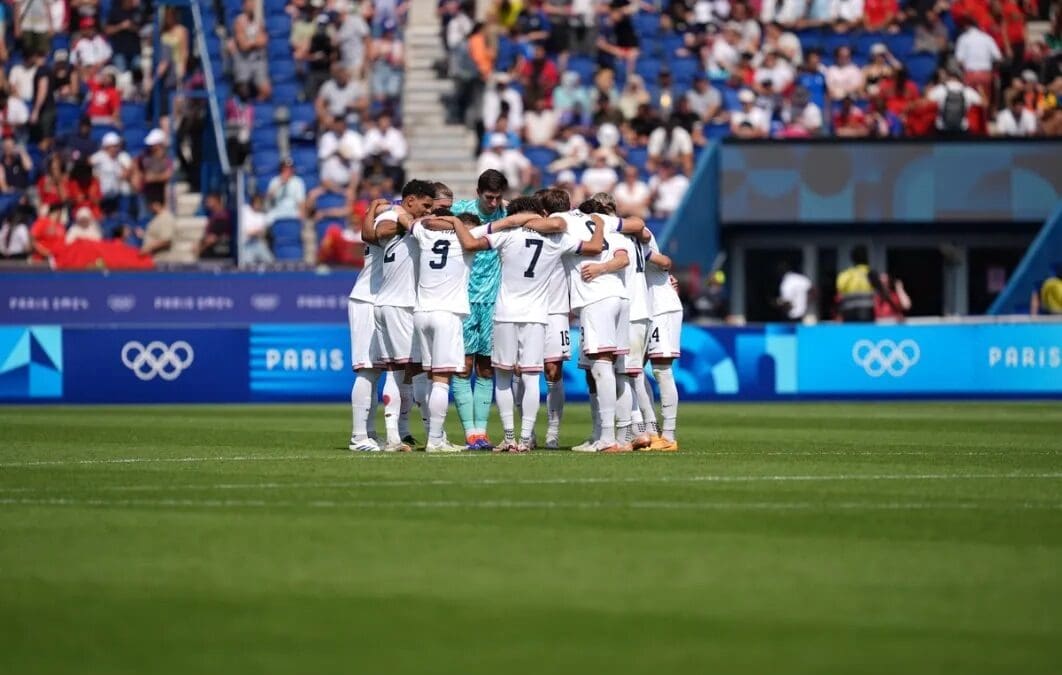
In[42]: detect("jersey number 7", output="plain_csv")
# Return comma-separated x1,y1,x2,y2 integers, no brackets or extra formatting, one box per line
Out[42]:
523,239,543,278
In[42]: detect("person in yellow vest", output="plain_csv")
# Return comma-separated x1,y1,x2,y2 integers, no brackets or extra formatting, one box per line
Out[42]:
1041,265,1062,315
835,245,877,322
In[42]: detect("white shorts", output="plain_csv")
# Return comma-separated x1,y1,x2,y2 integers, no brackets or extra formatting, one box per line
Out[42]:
492,321,545,372
615,318,650,374
414,310,466,374
372,305,419,367
648,310,682,360
544,314,571,363
348,299,376,371
580,296,623,358
616,299,631,355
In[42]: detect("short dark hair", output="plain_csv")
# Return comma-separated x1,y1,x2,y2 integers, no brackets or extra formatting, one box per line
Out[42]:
433,182,453,199
432,207,453,217
457,212,481,227
506,196,544,216
402,179,437,200
851,245,869,265
578,199,607,215
477,169,508,195
539,189,571,214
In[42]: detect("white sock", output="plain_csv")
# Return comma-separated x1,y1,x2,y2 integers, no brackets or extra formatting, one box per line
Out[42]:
634,372,658,435
428,381,450,443
398,381,413,439
591,361,617,444
546,377,564,440
351,369,379,440
588,390,600,441
494,369,515,436
653,364,678,441
512,374,523,418
382,371,401,444
616,374,632,444
412,373,430,436
520,372,540,441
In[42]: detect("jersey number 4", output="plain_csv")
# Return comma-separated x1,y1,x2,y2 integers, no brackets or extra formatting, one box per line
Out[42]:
429,240,450,269
523,239,543,278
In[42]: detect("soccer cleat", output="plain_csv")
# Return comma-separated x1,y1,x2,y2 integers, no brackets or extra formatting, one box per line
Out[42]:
494,439,519,453
631,433,653,450
571,438,598,453
515,441,532,453
349,438,381,452
425,439,463,453
402,435,418,447
544,435,559,449
648,437,680,452
383,441,413,453
595,441,630,453
528,431,538,450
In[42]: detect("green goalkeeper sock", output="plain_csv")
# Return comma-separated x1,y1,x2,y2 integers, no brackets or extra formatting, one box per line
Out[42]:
452,375,475,437
473,375,494,433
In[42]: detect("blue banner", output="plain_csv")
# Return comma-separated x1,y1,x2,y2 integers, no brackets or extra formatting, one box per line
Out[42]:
0,271,359,325
249,325,351,400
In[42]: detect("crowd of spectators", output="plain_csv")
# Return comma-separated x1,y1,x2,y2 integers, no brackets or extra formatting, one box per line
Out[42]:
432,0,1060,218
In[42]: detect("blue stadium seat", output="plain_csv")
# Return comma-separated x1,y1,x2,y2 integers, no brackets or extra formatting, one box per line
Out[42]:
273,81,300,104
271,60,297,84
252,149,281,176
567,56,595,85
886,31,916,57
635,57,662,83
252,103,276,128
905,53,938,86
315,217,344,242
633,12,660,39
705,121,731,140
271,218,304,261
289,102,315,125
795,29,823,54
721,87,743,111
855,32,885,57
315,192,346,212
645,217,666,234
267,40,290,61
292,146,318,175
265,15,291,36
56,102,82,135
668,56,701,88
495,34,519,72
659,32,685,59
120,102,147,128
124,127,147,154
90,124,122,146
252,126,279,150
523,145,557,171
626,146,648,171
0,192,21,218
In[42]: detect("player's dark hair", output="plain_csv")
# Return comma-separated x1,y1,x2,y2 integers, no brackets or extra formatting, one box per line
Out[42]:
539,188,570,215
476,169,508,194
578,198,606,215
506,196,544,216
433,182,453,199
402,179,437,199
457,213,481,226
432,207,454,217
851,245,869,265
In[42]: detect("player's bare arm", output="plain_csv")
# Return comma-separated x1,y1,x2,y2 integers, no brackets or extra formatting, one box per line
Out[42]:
489,212,540,232
361,199,393,243
451,216,490,251
647,252,672,270
577,215,607,257
581,250,629,282
615,216,647,236
420,215,461,231
525,216,568,233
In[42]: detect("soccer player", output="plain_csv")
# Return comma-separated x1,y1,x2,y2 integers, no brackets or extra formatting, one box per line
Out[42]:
452,196,606,452
349,182,434,452
643,230,682,451
531,190,630,452
450,170,508,449
432,182,454,212
368,180,437,451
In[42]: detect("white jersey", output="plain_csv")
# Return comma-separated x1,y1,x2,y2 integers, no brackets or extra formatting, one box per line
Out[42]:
598,218,652,321
487,227,584,324
375,211,418,308
558,210,627,311
412,223,488,315
644,232,682,315
348,219,383,303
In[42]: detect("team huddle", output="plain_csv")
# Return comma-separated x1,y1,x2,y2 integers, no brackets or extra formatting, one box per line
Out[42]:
347,169,681,453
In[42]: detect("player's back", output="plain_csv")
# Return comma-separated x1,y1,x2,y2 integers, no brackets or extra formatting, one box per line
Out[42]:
644,232,681,315
559,210,626,310
493,227,581,324
375,229,417,308
597,214,653,321
412,225,475,316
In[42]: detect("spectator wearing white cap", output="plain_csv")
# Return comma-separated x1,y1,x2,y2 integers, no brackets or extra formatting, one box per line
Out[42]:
475,132,532,193
66,207,103,244
580,150,619,195
91,131,133,214
730,89,769,138
134,129,173,208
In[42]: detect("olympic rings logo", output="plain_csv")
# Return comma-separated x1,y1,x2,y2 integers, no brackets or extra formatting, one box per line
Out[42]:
121,341,195,381
851,339,920,377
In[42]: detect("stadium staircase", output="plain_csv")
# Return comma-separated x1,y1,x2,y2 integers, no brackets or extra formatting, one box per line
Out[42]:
402,0,478,198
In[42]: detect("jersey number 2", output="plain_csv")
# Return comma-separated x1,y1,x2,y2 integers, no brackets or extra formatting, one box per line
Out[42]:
523,239,543,278
429,240,450,269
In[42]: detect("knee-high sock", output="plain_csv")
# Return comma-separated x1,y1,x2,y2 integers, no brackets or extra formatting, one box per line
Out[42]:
398,381,413,439
652,364,678,441
546,377,564,440
588,391,600,441
634,372,658,435
473,375,494,434
451,374,475,437
590,361,617,444
494,369,516,441
520,372,540,441
615,374,633,443
428,381,450,443
382,371,401,445
412,372,430,435
351,369,380,440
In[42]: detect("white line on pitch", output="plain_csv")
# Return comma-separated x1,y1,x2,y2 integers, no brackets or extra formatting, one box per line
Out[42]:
2,472,1062,494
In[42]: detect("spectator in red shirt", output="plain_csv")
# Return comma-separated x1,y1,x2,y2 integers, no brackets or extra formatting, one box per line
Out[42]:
65,157,104,220
36,154,69,210
86,69,122,126
873,273,912,319
864,0,901,32
517,42,560,109
833,97,869,137
904,96,938,137
30,204,66,261
881,67,921,117
1000,0,1027,76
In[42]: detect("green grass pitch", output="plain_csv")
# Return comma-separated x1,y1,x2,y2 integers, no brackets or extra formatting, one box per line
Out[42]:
1,402,1061,674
